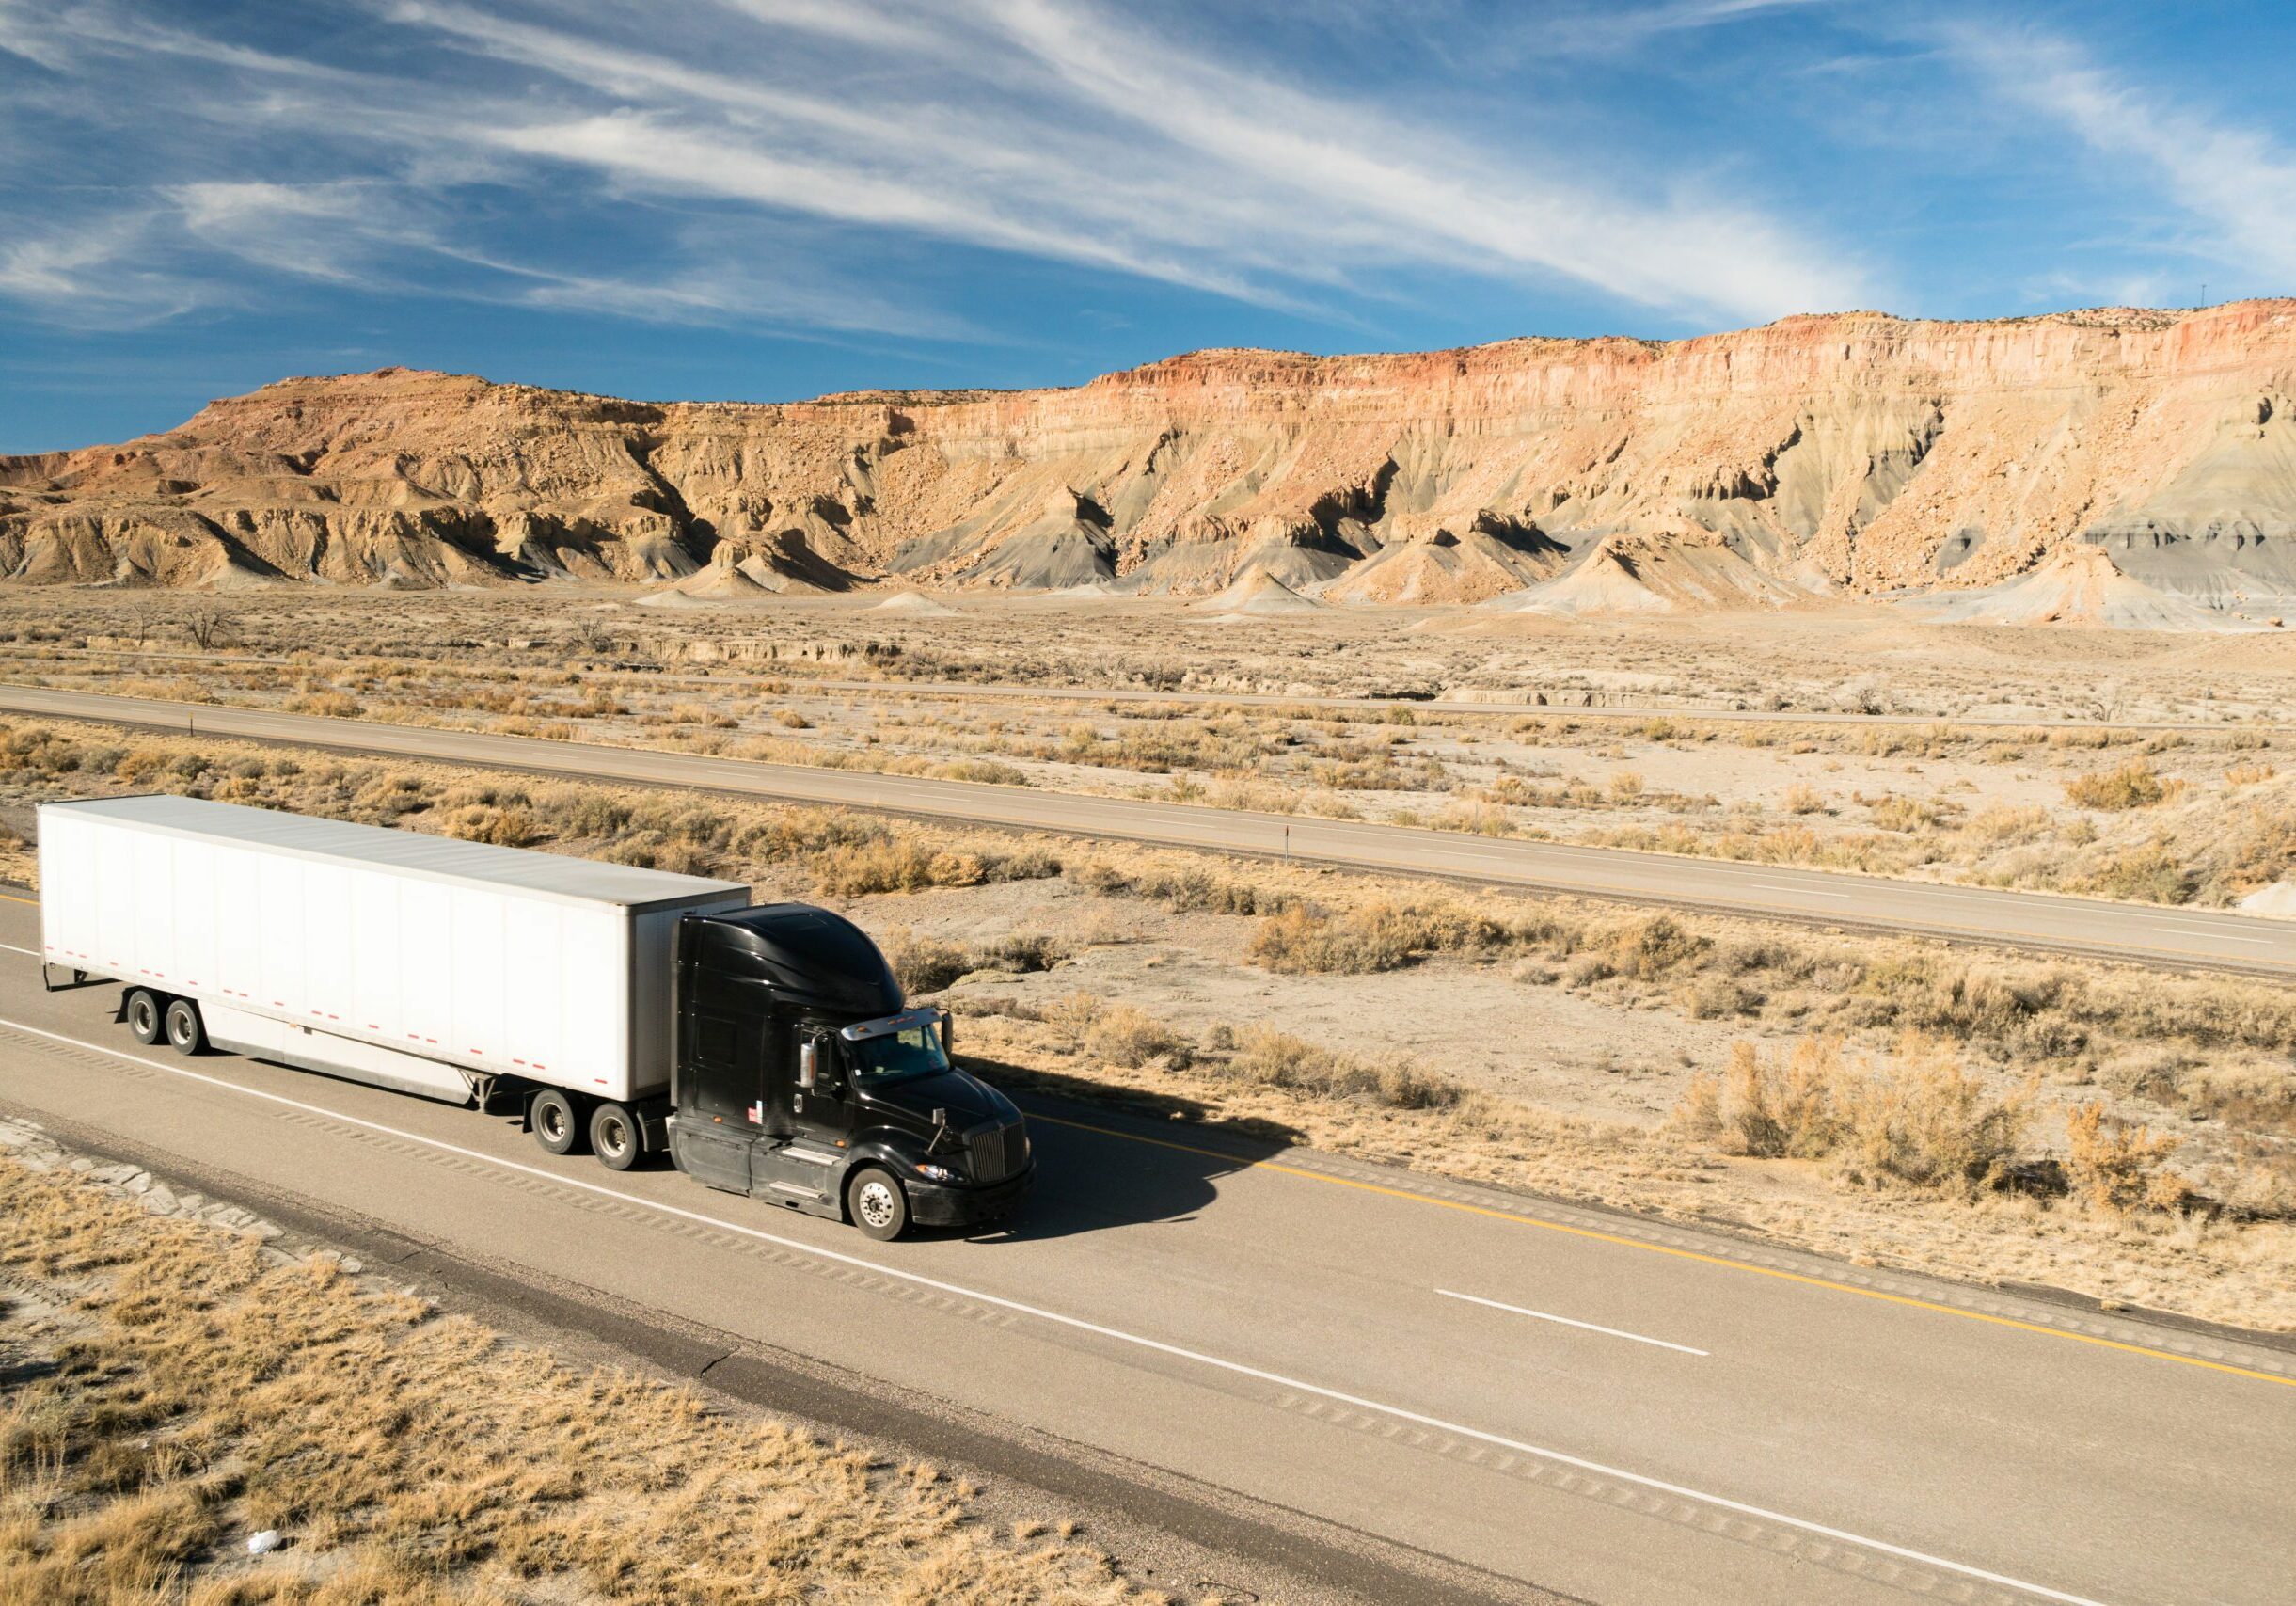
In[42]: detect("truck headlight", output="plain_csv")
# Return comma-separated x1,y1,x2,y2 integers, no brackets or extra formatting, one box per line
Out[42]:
914,1162,958,1184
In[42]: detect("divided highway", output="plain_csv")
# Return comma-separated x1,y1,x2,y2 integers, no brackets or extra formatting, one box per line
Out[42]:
1,892,2290,1606
4,683,2291,978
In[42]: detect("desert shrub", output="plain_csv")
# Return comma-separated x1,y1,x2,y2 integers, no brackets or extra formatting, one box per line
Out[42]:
2064,1104,2188,1212
1832,1040,2029,1191
887,933,971,994
2065,761,2170,810
1687,976,1763,1019
665,702,736,727
1067,856,1287,916
1607,770,1644,802
2070,846,2196,905
813,839,977,896
886,930,1066,994
1227,1026,1461,1109
1867,793,1949,832
1719,1038,1844,1158
1782,783,1826,815
446,804,542,847
1683,1035,2028,1195
1044,994,1192,1069
1249,899,1506,975
1602,914,1708,979
931,758,1029,786
284,690,363,718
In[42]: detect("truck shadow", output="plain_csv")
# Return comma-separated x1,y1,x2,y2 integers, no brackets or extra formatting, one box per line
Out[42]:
951,1057,1309,1244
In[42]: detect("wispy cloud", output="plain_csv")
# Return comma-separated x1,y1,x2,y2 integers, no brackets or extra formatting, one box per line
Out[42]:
1947,23,2296,288
0,211,203,325
975,0,1862,321
0,0,1871,343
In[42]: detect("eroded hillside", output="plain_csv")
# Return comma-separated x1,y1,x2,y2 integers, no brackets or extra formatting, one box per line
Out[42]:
6,302,2296,617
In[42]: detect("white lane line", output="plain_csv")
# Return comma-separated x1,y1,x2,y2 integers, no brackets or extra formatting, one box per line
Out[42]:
1436,1289,1708,1356
1749,884,1850,900
0,943,39,958
0,1012,2114,1606
2150,927,2272,945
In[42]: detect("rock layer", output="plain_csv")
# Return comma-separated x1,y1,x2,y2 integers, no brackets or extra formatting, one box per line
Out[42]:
7,301,2296,616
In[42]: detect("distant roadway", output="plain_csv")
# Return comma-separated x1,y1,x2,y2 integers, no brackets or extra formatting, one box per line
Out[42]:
0,895,2290,1605
13,644,2289,730
3,683,2291,978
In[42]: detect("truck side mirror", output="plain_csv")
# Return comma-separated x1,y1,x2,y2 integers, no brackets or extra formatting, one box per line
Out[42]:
798,1040,818,1090
938,1009,953,1057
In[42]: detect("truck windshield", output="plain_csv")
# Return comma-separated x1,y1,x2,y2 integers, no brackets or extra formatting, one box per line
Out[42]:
845,1022,950,1088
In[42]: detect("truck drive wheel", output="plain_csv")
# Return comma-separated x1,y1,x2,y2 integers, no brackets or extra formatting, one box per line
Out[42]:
125,989,163,1045
590,1102,641,1170
163,998,205,1055
847,1167,909,1242
530,1089,587,1156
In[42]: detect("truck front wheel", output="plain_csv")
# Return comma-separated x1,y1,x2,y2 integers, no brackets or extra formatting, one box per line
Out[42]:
530,1089,587,1156
590,1102,641,1170
125,989,163,1045
164,998,205,1055
846,1167,909,1242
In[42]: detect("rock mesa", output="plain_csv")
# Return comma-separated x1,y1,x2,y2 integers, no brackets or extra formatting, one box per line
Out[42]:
6,301,2295,619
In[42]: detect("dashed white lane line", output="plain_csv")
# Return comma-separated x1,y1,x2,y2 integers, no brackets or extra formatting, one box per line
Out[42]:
1750,884,1850,899
0,1012,2114,1606
0,943,39,957
1436,1289,1709,1357
2150,926,2272,945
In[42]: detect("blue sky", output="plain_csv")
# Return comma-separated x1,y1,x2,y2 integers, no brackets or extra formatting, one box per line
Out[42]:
3,1,2293,452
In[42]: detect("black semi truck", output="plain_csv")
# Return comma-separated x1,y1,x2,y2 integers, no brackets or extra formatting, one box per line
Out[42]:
42,797,1032,1241
663,902,1034,1239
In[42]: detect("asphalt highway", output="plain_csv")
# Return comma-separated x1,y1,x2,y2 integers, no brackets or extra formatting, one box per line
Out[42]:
5,683,2291,978
2,894,2291,1605
19,644,2292,731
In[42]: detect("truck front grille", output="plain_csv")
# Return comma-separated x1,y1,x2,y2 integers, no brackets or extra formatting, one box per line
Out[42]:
968,1122,1029,1184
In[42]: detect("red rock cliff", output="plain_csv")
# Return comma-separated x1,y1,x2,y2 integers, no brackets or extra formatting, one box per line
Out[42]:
5,301,2293,608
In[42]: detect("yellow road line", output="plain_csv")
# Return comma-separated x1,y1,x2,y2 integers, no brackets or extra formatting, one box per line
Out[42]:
1029,1112,2296,1390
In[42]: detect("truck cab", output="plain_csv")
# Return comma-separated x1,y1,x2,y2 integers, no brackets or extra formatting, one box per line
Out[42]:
667,904,1032,1239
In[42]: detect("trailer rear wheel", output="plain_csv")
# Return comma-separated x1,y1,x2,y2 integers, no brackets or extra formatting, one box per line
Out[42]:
164,998,205,1055
847,1167,909,1242
590,1102,641,1170
530,1089,586,1156
125,989,163,1045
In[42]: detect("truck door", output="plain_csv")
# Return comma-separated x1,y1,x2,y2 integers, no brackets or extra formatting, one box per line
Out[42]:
674,1004,767,1192
789,1025,853,1146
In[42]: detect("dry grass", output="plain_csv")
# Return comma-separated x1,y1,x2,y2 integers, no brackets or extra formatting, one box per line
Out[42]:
962,1005,2296,1329
2064,760,2175,809
885,929,1067,994
2064,1104,2190,1213
6,713,2294,1325
0,1154,1136,1605
10,593,2295,914
1675,1036,2029,1195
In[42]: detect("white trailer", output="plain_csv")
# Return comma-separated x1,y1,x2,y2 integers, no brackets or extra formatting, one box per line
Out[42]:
38,795,749,1106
